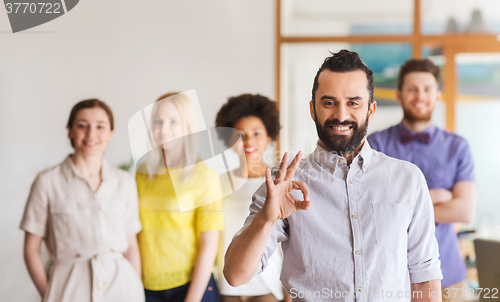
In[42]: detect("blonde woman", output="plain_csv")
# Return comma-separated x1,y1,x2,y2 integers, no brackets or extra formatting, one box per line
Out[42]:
21,99,144,302
136,92,223,302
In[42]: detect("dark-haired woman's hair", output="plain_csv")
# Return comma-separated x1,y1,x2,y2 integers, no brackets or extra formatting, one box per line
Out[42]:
215,94,280,145
66,99,114,147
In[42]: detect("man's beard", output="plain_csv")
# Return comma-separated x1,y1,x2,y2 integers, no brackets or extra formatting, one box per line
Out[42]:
314,110,369,155
402,107,432,123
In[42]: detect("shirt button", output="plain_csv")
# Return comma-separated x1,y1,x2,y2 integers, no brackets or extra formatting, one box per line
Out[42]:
355,250,361,255
330,168,334,173
339,158,344,163
348,179,353,184
358,287,362,292
363,164,367,170
352,214,357,219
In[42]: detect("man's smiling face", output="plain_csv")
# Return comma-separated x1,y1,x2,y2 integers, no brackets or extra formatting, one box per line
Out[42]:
310,69,376,154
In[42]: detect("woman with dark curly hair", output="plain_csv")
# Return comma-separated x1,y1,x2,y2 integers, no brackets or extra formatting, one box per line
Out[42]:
215,94,290,302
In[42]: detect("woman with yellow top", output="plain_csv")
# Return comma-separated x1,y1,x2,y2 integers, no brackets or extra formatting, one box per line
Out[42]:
136,92,223,302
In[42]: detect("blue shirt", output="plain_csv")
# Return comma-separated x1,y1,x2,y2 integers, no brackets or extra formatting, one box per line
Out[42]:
368,122,475,287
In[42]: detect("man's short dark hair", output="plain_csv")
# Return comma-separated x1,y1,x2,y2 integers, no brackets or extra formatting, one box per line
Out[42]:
215,94,281,145
397,59,440,91
311,49,374,105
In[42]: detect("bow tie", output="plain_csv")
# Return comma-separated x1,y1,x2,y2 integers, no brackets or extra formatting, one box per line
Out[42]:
400,132,430,144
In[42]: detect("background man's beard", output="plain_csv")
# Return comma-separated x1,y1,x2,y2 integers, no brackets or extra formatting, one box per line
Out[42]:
403,109,432,123
314,112,369,154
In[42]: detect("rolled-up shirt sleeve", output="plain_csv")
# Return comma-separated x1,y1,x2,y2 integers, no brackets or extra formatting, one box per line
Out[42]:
233,177,289,278
407,168,443,283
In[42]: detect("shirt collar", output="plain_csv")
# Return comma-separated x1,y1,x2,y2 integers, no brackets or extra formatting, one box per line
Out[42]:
62,155,111,182
312,139,372,173
397,122,438,142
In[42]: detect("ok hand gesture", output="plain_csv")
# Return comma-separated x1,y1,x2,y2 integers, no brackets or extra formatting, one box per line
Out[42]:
261,151,311,222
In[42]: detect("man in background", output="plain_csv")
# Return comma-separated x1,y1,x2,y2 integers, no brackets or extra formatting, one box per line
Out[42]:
368,58,476,302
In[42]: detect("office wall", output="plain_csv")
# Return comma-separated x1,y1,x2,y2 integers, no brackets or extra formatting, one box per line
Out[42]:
0,1,274,300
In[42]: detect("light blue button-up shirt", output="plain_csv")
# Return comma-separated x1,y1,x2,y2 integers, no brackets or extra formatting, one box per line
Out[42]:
238,140,442,302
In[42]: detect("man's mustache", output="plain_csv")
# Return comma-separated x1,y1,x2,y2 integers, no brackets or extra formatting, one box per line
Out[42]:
324,118,358,129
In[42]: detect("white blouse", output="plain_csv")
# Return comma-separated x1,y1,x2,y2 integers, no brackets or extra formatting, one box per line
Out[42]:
217,174,284,299
20,156,144,302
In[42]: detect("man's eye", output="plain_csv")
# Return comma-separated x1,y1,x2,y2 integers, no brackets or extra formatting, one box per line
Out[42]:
153,120,162,125
349,102,359,106
77,124,86,129
324,101,334,106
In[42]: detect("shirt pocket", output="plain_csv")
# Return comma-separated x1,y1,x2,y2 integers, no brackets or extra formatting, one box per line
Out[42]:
372,203,411,253
49,202,77,250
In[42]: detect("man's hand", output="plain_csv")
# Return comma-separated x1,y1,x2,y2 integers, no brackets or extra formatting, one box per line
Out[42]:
429,188,453,205
260,151,311,223
223,151,311,287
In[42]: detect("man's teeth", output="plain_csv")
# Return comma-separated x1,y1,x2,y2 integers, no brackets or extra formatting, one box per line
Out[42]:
333,126,350,130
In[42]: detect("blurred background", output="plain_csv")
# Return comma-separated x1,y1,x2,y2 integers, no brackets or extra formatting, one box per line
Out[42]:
1,0,500,300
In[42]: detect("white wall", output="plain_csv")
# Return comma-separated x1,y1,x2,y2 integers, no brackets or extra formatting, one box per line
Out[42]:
0,1,275,300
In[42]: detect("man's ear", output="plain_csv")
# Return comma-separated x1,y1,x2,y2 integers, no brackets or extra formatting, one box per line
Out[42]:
396,90,402,106
309,101,315,122
436,90,442,103
367,101,377,123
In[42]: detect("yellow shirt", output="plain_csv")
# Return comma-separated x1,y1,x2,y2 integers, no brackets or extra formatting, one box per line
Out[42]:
136,162,224,290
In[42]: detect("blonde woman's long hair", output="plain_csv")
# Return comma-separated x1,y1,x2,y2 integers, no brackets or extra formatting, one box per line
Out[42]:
146,92,198,182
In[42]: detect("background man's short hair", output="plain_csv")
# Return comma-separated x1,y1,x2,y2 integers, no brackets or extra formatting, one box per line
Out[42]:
311,49,374,105
397,59,441,91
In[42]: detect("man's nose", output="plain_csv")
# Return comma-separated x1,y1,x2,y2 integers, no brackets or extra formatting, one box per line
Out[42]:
334,104,350,122
417,89,427,101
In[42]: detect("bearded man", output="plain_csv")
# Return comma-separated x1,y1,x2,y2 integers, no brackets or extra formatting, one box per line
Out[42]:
223,50,443,302
368,59,476,302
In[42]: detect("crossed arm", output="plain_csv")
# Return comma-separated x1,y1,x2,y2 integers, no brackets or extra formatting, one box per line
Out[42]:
431,181,476,224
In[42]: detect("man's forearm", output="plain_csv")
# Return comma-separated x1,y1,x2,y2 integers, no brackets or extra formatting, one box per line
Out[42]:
434,199,473,224
412,279,442,302
433,181,476,224
223,210,277,287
